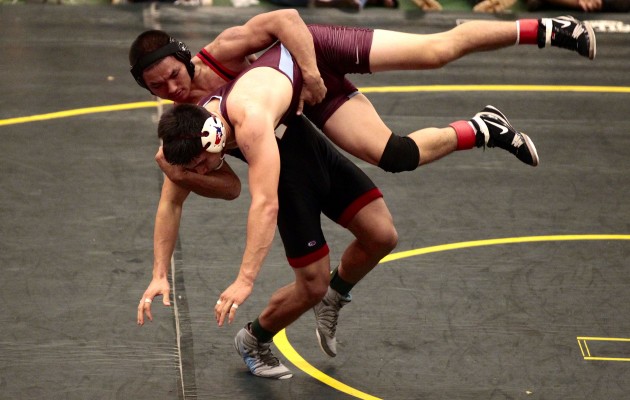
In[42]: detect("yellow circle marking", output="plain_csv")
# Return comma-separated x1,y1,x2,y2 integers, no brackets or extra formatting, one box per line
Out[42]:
274,329,382,400
0,101,172,127
274,234,630,399
379,234,630,264
360,85,630,94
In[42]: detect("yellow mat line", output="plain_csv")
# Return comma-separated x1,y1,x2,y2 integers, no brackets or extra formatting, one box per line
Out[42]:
360,85,630,94
0,100,172,126
578,336,630,342
583,357,630,362
1,85,629,126
274,329,382,400
380,234,630,263
577,336,630,362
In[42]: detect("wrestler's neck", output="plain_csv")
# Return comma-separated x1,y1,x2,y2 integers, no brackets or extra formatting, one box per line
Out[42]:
186,58,231,103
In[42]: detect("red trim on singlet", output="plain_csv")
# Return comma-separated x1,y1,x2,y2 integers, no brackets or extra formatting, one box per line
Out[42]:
196,49,239,82
288,243,330,269
337,188,383,228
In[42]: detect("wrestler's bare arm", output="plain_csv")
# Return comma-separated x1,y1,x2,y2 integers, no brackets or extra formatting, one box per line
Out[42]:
138,177,190,325
207,10,326,108
139,151,241,325
214,114,281,326
155,146,241,200
214,68,293,325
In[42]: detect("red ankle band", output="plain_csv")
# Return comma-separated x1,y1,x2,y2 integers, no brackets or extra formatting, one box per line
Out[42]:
450,120,476,150
518,19,539,45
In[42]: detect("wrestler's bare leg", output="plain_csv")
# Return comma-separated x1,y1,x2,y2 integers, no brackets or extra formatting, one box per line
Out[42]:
369,22,519,72
257,257,330,333
337,198,398,284
312,198,397,357
322,93,457,167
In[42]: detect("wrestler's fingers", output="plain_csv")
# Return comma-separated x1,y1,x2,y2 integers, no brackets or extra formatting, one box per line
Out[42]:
218,304,229,327
145,306,153,323
214,299,222,322
296,98,304,116
215,298,228,326
137,303,145,326
137,297,153,326
162,290,171,306
227,303,239,325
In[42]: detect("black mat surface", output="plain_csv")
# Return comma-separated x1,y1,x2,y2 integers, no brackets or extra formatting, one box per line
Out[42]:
1,5,629,399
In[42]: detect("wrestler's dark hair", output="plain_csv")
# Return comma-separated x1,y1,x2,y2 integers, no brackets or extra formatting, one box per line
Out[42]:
129,30,194,89
158,104,210,165
129,30,170,67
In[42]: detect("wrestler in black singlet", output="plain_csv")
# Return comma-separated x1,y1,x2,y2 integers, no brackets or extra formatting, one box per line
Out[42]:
199,42,382,268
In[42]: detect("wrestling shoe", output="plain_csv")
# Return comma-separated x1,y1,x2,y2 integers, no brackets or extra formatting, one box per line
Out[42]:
234,323,293,379
313,287,352,357
471,106,539,167
538,16,596,60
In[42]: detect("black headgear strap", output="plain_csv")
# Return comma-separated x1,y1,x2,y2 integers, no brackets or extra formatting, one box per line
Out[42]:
130,40,195,89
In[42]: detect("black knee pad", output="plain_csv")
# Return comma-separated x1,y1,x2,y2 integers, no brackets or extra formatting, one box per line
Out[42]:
378,133,420,173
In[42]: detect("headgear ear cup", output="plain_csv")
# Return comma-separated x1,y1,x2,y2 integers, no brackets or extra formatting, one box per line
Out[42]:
130,38,195,89
200,116,226,153
172,39,195,82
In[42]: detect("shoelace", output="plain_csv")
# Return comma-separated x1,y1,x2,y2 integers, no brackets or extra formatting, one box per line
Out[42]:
572,23,585,39
252,343,280,367
317,301,339,337
552,20,585,51
512,133,524,148
242,336,280,369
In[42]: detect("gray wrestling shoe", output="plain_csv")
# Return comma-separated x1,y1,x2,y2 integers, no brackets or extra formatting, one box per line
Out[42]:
234,323,293,379
538,16,596,60
471,105,539,167
313,287,352,357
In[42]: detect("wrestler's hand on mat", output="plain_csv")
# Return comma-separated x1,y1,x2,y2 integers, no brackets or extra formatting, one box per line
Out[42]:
137,277,171,326
155,146,186,183
215,280,253,327
297,73,326,115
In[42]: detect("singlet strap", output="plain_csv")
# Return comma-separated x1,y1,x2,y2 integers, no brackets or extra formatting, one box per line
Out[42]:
197,48,239,82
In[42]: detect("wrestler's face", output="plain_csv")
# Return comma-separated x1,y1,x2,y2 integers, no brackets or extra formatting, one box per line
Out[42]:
183,151,223,176
142,56,191,103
